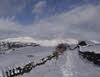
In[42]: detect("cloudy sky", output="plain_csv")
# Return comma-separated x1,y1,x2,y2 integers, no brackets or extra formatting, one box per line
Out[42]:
0,0,100,40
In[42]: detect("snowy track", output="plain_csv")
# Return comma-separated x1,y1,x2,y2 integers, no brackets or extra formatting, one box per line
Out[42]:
0,37,100,77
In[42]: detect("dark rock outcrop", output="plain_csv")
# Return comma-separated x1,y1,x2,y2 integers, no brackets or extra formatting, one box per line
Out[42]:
78,41,87,46
79,50,100,66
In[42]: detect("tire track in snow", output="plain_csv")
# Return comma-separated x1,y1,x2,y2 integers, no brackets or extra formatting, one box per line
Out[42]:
61,51,78,77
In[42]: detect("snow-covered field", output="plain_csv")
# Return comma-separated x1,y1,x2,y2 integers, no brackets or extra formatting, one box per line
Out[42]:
0,37,100,77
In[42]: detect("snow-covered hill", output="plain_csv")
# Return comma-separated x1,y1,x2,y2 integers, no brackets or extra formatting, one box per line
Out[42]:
0,37,78,46
0,37,100,77
1,36,100,47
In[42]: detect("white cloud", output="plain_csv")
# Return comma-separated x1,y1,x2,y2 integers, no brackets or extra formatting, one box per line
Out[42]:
32,1,46,19
0,4,100,41
30,4,100,40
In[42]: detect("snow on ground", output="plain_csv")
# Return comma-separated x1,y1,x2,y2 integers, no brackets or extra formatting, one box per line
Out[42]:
61,49,100,77
0,46,55,68
20,46,100,77
80,45,100,53
0,37,100,77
